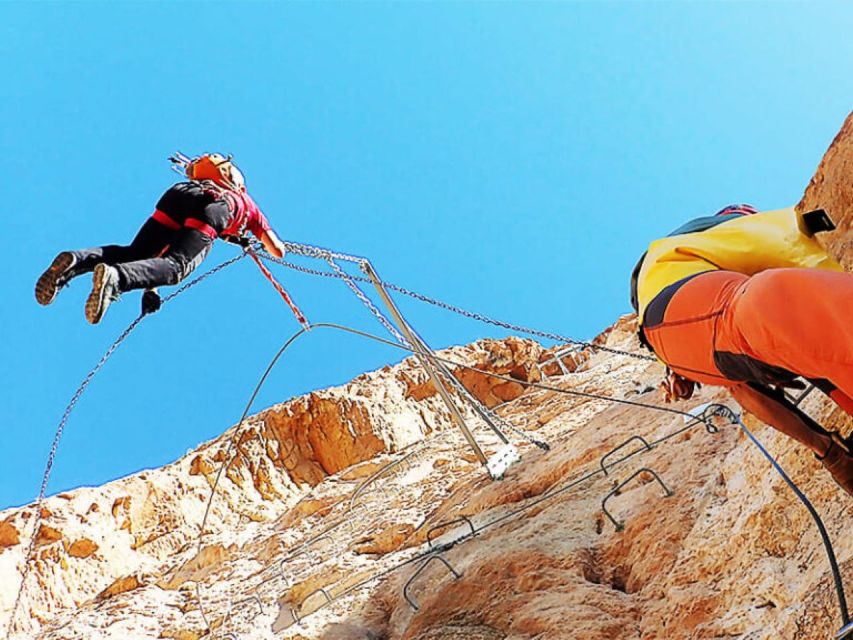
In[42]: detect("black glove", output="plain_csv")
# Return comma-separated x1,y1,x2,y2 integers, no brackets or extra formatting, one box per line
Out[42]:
141,289,162,315
223,234,251,248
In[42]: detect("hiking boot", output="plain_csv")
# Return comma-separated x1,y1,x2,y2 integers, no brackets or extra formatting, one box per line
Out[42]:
817,433,853,499
35,252,77,305
85,264,121,325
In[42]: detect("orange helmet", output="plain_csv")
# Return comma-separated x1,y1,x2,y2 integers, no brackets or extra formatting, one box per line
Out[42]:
185,153,245,191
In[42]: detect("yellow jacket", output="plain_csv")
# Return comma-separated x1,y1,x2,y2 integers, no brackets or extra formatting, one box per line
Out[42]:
634,207,842,324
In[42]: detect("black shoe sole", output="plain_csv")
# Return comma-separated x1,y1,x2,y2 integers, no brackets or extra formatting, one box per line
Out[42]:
35,252,75,306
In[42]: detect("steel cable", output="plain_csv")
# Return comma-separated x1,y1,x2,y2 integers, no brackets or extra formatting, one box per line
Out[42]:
4,252,247,639
258,250,656,362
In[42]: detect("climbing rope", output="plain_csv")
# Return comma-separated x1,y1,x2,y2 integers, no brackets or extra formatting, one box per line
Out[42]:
735,415,850,629
325,258,408,345
246,248,310,329
258,249,656,362
17,235,849,638
195,320,715,636
4,252,247,639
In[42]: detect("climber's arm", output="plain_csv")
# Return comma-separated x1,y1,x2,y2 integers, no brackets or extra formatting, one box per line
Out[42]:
728,383,830,455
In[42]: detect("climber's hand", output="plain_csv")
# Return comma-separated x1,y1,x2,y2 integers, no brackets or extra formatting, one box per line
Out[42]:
660,369,700,403
223,234,251,248
141,288,162,315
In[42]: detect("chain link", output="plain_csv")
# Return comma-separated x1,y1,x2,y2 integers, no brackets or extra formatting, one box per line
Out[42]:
326,258,409,346
12,238,645,634
261,251,654,362
441,366,551,450
5,252,247,638
280,240,364,264
320,257,549,446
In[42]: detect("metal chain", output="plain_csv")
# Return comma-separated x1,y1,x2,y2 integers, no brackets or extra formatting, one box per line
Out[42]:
5,314,145,638
162,252,247,303
442,366,551,450
5,252,247,639
399,320,550,450
381,281,654,362
260,251,654,362
326,258,409,346
280,240,364,264
321,257,538,449
318,254,535,450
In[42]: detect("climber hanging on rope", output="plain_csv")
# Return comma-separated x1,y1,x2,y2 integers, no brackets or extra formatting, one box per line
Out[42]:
631,203,853,497
35,153,287,323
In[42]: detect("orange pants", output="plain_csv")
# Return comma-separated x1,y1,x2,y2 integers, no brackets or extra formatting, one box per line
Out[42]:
643,269,853,415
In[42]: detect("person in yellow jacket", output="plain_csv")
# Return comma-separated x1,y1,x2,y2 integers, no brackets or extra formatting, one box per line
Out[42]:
631,204,853,496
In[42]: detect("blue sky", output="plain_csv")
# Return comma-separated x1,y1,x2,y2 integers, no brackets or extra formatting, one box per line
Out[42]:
2,2,852,509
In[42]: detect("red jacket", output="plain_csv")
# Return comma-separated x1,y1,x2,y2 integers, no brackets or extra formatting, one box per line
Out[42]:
219,189,271,239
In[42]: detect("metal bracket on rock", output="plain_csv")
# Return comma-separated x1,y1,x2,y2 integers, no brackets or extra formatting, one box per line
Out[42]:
486,443,521,480
290,587,335,626
600,435,653,476
836,620,853,640
697,403,740,433
426,516,477,548
223,594,264,627
403,554,463,611
601,467,674,532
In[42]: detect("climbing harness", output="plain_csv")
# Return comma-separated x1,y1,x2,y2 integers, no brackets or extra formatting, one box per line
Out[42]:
14,233,852,639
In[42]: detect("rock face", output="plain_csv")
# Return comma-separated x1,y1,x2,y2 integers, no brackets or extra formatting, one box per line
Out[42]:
1,114,853,640
799,111,853,267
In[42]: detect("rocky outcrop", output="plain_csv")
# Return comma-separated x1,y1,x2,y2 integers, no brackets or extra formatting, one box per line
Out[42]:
0,520,20,552
799,111,853,267
2,114,853,640
450,337,544,408
95,574,144,602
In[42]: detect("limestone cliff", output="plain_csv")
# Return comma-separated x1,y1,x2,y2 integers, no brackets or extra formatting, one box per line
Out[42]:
2,114,853,640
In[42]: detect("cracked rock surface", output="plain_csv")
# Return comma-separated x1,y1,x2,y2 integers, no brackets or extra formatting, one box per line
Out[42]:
3,113,853,639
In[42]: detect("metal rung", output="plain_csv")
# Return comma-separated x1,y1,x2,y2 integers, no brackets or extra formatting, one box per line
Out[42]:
302,587,334,608
403,554,462,611
537,345,584,378
224,594,263,624
600,436,653,476
426,516,477,548
601,467,673,532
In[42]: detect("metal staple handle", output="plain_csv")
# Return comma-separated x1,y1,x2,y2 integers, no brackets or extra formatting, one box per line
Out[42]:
601,467,673,532
279,547,316,581
349,450,418,511
403,554,462,611
284,545,317,564
224,594,264,626
289,587,335,627
600,436,653,476
700,403,739,432
426,516,477,548
302,587,334,608
289,606,302,627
